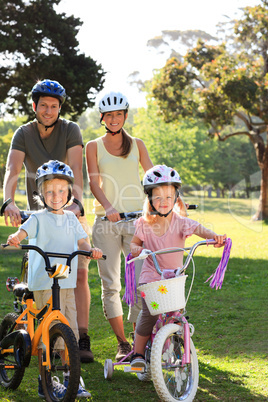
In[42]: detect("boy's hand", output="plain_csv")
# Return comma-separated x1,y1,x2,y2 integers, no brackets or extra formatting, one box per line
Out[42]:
130,245,143,258
214,234,227,248
7,234,20,248
90,247,103,259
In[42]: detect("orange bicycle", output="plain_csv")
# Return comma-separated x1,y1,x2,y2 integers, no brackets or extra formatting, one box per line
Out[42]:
0,243,105,402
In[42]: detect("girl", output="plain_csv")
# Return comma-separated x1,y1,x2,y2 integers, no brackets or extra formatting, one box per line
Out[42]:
86,91,153,361
130,165,226,368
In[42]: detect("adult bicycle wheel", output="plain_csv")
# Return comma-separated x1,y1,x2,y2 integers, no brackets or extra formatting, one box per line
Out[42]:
0,313,26,389
41,323,80,402
135,310,151,382
151,323,198,401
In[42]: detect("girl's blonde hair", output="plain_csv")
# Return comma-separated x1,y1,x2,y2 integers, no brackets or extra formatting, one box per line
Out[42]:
143,193,188,223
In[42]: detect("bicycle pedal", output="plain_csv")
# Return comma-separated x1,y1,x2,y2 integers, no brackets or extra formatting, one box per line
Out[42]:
124,366,145,373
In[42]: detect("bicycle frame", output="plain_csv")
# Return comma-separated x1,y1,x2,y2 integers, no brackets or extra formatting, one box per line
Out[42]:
1,244,105,371
13,296,70,369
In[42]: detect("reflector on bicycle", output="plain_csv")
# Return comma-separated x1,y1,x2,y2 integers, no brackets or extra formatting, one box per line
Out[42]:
49,264,69,279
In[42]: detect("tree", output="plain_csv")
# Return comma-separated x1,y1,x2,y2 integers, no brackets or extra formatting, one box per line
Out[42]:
149,1,268,220
0,0,105,120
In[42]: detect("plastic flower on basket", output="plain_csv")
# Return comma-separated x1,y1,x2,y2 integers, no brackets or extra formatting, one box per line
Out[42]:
150,301,159,310
158,284,168,294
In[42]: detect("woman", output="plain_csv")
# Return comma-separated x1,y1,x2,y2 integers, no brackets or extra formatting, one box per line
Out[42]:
86,91,153,361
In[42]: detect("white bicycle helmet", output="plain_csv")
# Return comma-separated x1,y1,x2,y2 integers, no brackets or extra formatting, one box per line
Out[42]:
36,160,74,188
99,91,129,113
143,165,182,194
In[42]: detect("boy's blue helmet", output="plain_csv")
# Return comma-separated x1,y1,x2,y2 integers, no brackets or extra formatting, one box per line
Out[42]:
36,160,74,189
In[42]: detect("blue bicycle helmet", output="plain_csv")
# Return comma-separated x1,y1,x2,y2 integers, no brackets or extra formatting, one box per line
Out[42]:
36,160,74,189
32,79,66,105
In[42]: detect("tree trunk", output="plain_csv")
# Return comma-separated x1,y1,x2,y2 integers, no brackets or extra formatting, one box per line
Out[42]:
253,142,268,220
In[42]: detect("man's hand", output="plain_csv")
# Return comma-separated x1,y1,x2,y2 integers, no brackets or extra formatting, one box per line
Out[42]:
4,203,21,227
66,202,81,218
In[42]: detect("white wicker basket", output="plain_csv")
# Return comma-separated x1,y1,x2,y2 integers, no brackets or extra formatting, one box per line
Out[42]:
138,275,188,316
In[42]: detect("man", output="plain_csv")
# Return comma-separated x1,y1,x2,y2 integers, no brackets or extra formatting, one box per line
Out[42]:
3,79,93,363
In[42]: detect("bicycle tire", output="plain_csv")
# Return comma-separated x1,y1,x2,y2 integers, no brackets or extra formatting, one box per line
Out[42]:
151,323,199,401
135,310,152,382
41,323,80,402
0,313,26,389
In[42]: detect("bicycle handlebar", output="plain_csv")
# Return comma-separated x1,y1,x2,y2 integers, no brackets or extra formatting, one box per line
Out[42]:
101,205,198,223
101,211,143,222
128,239,218,275
1,197,85,223
1,244,106,273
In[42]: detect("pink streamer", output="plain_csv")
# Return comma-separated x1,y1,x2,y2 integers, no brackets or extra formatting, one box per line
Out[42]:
122,253,138,306
206,238,232,289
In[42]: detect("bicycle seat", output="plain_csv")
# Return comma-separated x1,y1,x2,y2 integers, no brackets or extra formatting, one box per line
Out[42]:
13,283,33,300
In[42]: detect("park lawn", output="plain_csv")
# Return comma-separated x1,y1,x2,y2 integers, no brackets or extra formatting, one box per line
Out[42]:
0,197,267,401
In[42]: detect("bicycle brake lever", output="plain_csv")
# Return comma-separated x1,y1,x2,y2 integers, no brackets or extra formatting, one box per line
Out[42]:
127,249,152,264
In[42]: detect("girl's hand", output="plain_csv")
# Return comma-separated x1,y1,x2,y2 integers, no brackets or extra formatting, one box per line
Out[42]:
90,247,103,259
105,207,121,222
130,245,143,258
213,234,227,248
7,234,20,248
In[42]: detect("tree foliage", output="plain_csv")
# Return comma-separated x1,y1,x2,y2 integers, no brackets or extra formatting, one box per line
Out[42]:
134,100,258,195
148,0,268,219
0,0,105,120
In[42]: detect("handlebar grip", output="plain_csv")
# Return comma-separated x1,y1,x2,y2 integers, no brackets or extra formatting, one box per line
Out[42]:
72,198,85,217
1,244,22,250
101,212,125,221
0,198,12,216
188,204,198,210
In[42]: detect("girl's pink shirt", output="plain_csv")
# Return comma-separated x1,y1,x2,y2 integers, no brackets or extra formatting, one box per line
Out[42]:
134,212,200,284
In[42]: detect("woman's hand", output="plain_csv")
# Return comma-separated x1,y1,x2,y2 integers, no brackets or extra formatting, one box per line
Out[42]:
213,234,227,248
89,247,103,259
105,207,121,222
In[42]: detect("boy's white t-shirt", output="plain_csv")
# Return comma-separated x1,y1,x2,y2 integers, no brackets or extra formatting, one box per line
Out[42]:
21,209,87,291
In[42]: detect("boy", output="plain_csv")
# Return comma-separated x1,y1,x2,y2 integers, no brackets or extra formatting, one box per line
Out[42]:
7,160,102,398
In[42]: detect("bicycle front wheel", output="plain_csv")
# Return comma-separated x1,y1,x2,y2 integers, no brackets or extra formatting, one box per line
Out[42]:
0,313,26,389
151,323,198,402
41,323,80,402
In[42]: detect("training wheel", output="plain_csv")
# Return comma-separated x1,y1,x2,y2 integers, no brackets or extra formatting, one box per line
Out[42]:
104,358,114,380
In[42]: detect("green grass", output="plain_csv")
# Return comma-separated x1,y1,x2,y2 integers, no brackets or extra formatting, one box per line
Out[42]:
0,197,267,401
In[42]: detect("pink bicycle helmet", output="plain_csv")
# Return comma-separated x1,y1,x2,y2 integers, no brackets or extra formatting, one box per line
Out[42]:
143,165,182,194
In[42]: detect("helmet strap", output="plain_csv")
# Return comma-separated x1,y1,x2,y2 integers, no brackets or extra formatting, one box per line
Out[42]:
105,125,122,136
37,115,59,131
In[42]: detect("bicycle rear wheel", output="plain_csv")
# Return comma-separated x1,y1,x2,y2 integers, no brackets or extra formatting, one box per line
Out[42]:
41,323,80,402
0,313,26,389
151,323,198,401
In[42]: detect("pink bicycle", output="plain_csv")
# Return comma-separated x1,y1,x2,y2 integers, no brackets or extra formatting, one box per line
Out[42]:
104,238,231,402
